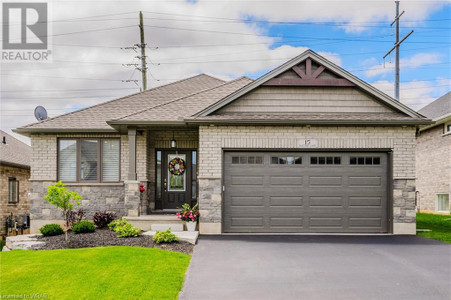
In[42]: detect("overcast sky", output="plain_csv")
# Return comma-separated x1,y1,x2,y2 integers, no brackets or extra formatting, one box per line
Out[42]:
1,0,450,144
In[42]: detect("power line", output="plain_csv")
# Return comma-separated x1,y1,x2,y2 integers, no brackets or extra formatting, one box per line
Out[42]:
0,25,136,42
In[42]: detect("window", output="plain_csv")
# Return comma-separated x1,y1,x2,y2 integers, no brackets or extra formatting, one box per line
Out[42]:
156,151,162,200
232,156,263,164
58,138,120,183
446,123,451,133
271,156,302,165
310,156,341,165
8,177,19,204
436,194,450,212
102,140,120,182
350,156,380,165
192,151,197,200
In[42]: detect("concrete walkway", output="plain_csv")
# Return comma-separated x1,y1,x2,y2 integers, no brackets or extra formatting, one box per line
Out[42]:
180,235,450,300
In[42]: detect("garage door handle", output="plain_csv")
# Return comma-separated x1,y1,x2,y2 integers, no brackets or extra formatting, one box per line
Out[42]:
223,185,225,192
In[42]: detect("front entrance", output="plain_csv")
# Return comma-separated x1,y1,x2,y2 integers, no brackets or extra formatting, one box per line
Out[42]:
159,150,195,210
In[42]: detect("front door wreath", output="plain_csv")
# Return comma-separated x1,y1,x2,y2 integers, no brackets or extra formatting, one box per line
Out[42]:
168,157,185,176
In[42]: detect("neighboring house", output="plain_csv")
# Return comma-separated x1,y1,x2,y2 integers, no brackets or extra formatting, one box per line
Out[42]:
416,92,451,214
15,50,431,235
0,130,31,237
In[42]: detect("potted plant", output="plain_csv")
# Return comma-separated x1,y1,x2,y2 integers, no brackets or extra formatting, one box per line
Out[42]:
176,203,199,232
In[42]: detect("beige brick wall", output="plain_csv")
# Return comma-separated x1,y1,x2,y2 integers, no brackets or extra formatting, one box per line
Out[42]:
416,125,451,211
0,165,30,236
199,125,416,179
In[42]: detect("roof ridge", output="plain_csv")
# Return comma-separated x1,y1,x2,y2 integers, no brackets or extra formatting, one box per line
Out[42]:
17,74,217,130
112,76,249,121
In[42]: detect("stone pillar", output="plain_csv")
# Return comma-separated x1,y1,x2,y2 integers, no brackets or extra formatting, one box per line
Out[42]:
128,128,137,181
124,181,140,217
393,178,416,234
198,178,222,234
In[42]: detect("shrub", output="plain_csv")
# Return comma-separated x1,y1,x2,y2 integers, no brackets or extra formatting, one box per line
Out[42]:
153,229,179,244
93,211,116,228
67,209,86,227
108,219,141,237
40,224,64,236
72,221,96,234
108,219,128,231
115,223,141,238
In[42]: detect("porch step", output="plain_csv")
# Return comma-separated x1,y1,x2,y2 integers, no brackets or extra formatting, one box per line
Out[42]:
125,215,184,231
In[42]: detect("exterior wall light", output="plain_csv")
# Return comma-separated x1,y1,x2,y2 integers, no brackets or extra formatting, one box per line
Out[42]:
171,132,177,148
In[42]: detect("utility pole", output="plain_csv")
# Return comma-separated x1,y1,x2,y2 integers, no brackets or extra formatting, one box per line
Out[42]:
383,1,414,100
122,11,148,92
138,11,147,91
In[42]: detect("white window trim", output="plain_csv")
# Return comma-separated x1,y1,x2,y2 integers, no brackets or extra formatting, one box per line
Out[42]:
435,193,450,212
444,122,451,135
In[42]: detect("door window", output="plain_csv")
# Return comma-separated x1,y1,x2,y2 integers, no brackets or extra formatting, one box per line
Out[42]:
168,154,186,191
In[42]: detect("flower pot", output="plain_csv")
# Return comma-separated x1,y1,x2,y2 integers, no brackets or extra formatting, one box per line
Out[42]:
186,221,197,232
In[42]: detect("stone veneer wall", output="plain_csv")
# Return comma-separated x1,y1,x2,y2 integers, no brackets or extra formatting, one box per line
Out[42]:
416,125,451,212
198,125,417,234
0,165,30,236
28,132,149,233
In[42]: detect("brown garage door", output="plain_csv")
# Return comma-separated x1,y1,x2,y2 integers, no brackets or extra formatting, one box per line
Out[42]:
223,152,388,233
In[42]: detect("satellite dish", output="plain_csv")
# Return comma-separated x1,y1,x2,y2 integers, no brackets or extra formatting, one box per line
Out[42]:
34,106,48,121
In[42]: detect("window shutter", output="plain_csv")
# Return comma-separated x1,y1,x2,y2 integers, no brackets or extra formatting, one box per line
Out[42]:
58,140,77,182
102,139,120,182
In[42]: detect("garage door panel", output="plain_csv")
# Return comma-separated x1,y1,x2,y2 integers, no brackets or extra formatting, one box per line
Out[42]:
269,196,303,206
309,217,343,228
230,196,265,207
309,176,343,187
224,152,388,233
231,176,264,186
349,196,383,207
270,217,303,227
230,217,264,227
309,196,344,207
348,176,382,187
349,217,382,228
270,176,304,186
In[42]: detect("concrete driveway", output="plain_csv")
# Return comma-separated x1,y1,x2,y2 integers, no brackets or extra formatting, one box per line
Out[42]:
180,235,450,300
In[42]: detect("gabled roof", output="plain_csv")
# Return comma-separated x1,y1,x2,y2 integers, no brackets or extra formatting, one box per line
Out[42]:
0,130,31,169
195,50,426,120
107,77,252,126
14,74,225,134
418,92,451,120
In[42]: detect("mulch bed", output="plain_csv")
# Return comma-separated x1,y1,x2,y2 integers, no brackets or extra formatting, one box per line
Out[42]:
37,228,194,255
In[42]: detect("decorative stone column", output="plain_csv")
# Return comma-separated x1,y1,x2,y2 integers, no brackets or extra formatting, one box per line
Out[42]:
124,181,140,217
125,127,140,217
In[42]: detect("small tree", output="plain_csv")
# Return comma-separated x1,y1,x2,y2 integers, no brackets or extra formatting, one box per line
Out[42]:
44,181,82,241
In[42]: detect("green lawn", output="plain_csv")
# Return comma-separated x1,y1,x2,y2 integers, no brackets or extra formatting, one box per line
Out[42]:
417,213,451,243
0,246,190,299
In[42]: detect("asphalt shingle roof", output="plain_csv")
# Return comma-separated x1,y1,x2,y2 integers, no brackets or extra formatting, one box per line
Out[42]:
418,92,451,120
17,74,225,131
0,130,31,168
113,77,253,122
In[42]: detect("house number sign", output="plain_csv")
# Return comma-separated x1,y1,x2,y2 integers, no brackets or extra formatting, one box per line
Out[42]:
297,139,318,148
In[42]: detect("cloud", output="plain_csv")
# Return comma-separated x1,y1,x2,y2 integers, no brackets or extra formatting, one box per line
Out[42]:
364,53,443,77
370,77,450,110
